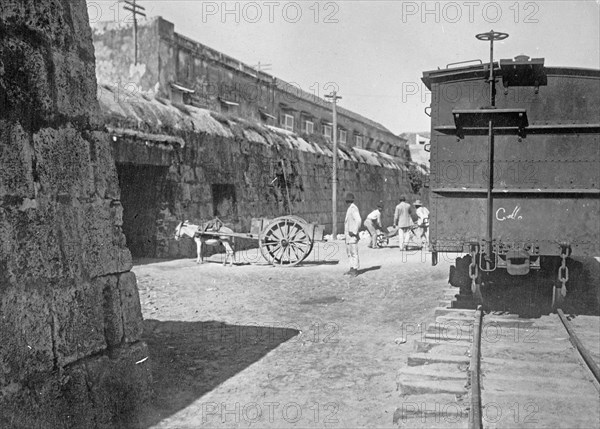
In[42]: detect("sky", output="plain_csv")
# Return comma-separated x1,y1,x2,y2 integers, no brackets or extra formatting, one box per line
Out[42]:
86,0,600,134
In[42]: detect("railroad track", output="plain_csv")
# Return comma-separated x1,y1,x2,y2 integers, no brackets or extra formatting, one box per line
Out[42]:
394,291,600,428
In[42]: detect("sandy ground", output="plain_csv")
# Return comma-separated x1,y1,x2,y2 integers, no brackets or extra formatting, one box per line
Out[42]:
129,239,453,428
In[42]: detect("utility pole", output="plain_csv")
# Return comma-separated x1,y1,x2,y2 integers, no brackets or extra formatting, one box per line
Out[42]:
325,91,342,238
124,0,146,65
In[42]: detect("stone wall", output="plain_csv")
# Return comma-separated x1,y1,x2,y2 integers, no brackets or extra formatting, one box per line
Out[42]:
99,85,418,259
0,1,150,427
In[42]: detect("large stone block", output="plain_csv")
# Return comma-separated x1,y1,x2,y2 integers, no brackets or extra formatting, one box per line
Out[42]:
0,35,54,128
97,275,123,347
0,3,98,128
0,342,151,429
32,127,94,199
52,279,107,367
119,272,143,343
51,48,98,121
0,285,54,392
96,272,142,347
0,204,65,285
89,131,121,200
0,122,35,198
80,199,132,278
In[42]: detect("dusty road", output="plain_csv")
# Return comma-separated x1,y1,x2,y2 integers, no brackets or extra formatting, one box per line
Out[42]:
130,240,452,428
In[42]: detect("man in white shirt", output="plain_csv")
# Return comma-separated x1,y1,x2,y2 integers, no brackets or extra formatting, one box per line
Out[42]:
414,200,429,250
364,201,384,248
344,192,361,277
393,195,413,251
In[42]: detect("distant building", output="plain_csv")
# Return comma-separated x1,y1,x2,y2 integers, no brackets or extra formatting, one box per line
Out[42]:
92,16,409,159
401,132,430,173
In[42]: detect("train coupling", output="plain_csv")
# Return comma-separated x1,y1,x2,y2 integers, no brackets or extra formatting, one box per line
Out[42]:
497,248,540,276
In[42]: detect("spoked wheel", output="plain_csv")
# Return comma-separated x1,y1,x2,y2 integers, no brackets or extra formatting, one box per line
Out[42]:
259,216,313,266
475,30,509,41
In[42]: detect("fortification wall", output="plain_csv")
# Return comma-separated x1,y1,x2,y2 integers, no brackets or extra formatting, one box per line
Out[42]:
0,1,150,426
99,87,418,259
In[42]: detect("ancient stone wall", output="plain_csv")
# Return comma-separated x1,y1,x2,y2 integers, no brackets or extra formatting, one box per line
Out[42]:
113,131,416,260
99,84,418,259
0,1,150,426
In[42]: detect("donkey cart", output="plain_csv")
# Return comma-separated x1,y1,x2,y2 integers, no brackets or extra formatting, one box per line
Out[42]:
175,216,325,267
253,216,325,266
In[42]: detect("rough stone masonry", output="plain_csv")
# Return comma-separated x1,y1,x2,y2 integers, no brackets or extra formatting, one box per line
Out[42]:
0,1,151,427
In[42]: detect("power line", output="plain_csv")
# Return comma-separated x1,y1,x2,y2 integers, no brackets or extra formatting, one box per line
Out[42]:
123,1,146,65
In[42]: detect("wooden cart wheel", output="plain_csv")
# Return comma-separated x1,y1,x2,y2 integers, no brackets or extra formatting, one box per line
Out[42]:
259,216,313,266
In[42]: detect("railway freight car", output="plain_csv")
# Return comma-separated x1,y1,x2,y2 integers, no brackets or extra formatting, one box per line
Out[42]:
422,31,600,307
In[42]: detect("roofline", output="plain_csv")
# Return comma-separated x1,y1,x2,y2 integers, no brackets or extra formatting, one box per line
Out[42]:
422,61,600,90
157,17,399,138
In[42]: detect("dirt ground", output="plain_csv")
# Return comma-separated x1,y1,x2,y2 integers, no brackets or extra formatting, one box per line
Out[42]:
129,239,452,428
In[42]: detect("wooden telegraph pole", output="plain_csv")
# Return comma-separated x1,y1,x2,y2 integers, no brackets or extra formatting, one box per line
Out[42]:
325,91,342,238
123,1,146,65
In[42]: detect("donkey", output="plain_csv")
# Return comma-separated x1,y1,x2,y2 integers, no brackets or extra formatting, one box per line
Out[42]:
174,219,236,266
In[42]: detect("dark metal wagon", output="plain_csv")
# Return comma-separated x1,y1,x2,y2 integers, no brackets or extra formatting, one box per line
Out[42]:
422,31,600,306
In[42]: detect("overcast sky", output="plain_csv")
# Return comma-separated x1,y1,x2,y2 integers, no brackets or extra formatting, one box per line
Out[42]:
87,0,600,134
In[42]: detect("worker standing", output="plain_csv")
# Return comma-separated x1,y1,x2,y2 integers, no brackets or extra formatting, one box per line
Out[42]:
343,193,361,277
414,200,429,250
393,195,413,251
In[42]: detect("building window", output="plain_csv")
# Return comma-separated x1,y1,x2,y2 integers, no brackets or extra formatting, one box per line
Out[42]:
304,120,314,134
283,114,294,131
339,129,347,144
356,135,364,148
323,124,332,138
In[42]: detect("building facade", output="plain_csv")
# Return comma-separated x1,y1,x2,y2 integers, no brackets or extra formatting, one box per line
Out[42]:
402,132,430,172
92,16,409,158
91,15,421,259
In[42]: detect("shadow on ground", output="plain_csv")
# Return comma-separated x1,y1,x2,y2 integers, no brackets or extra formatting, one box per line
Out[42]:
125,320,299,428
299,260,339,266
358,265,381,275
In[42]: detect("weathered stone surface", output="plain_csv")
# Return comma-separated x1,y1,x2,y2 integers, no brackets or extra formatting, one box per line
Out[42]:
110,127,416,258
88,131,121,200
0,122,35,198
119,271,143,343
52,279,106,367
80,198,133,278
0,342,151,429
0,0,149,425
0,285,55,390
99,274,124,347
0,1,98,129
32,126,95,198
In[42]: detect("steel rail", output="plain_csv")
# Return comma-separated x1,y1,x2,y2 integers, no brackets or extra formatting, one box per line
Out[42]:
469,305,483,429
557,309,600,386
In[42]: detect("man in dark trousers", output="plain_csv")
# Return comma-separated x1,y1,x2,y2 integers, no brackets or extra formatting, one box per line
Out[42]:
393,195,413,251
343,192,361,277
